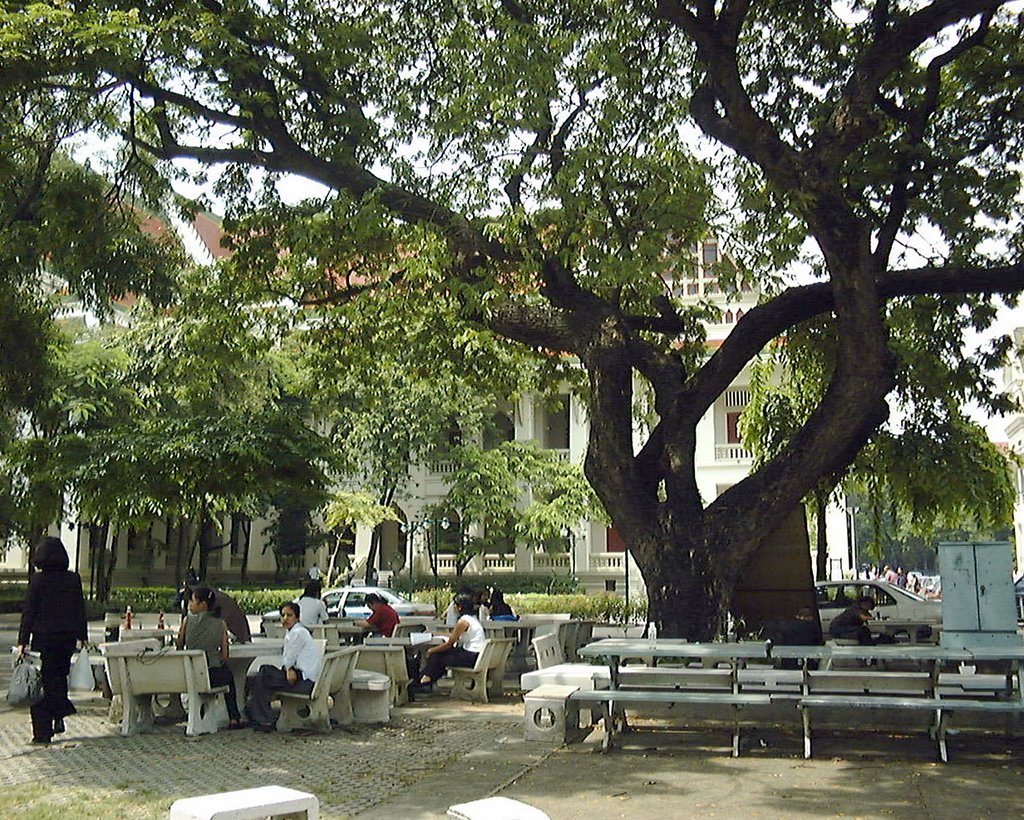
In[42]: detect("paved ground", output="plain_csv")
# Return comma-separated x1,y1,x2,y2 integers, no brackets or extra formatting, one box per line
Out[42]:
2,614,1022,819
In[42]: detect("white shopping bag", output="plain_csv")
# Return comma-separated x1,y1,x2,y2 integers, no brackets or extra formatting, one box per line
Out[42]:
68,650,95,692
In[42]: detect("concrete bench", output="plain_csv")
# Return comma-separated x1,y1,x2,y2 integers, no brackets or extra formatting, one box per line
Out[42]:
796,695,1024,762
169,785,319,820
524,684,584,744
617,666,735,691
113,648,228,736
99,639,162,723
486,637,515,699
276,650,355,733
450,640,496,704
350,669,392,723
355,645,409,705
447,795,550,820
570,688,772,754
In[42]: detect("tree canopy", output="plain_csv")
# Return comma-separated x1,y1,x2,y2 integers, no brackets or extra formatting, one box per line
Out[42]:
4,1,1024,636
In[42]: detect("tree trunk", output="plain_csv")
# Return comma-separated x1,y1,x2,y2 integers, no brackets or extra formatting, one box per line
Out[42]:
89,522,111,603
102,527,118,598
198,513,216,581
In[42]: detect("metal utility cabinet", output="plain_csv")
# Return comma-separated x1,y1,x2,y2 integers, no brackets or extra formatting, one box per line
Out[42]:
939,541,1020,649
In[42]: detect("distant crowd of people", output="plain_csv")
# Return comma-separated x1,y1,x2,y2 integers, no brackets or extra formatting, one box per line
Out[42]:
858,564,941,598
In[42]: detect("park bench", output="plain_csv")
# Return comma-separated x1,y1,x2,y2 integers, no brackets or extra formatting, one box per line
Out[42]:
486,637,515,699
795,667,1024,761
169,785,319,820
276,649,356,733
447,795,550,820
450,640,497,703
355,645,410,705
569,687,772,754
99,639,163,723
521,633,608,691
113,647,229,736
350,668,392,723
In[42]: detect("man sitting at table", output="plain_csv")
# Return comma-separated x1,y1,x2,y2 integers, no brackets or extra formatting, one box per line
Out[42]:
246,601,322,732
354,592,400,637
829,596,894,645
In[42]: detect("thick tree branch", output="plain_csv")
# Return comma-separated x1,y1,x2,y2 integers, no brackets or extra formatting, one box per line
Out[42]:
685,261,1024,423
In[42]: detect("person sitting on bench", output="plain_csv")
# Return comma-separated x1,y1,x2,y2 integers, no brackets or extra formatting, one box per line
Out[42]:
416,592,485,691
246,602,322,732
829,596,894,645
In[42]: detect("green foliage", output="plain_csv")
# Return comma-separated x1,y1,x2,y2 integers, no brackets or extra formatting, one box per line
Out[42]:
106,586,303,615
408,587,646,624
395,572,580,597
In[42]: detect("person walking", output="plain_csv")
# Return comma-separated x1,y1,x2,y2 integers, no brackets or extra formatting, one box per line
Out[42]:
16,536,88,745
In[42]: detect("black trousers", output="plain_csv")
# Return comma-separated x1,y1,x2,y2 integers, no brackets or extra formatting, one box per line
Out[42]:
208,666,241,721
421,647,478,681
245,665,313,727
31,638,77,741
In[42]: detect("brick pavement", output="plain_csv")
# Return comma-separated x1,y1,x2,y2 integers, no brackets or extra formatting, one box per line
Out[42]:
0,689,549,818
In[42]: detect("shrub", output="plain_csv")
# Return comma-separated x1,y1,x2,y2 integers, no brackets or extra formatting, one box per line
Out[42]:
409,589,647,624
105,586,302,615
392,573,580,596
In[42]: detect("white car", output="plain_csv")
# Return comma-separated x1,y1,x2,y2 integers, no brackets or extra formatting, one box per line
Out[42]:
260,586,434,633
321,586,435,619
815,580,942,641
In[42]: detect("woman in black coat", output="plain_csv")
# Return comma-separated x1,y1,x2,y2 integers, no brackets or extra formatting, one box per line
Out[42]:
17,536,88,744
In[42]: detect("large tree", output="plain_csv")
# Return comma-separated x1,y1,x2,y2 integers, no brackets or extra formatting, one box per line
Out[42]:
9,1,1024,637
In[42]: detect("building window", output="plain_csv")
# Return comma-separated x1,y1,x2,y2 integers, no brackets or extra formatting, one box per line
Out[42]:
542,395,570,450
483,410,515,450
702,242,719,265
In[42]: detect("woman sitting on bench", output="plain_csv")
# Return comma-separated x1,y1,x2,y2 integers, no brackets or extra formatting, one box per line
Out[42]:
177,586,244,729
416,592,485,691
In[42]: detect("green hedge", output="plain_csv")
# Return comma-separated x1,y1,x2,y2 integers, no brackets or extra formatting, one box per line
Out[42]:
410,589,646,624
106,587,304,615
392,573,580,596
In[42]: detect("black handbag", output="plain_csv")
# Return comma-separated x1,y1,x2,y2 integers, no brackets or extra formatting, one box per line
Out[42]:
7,657,44,707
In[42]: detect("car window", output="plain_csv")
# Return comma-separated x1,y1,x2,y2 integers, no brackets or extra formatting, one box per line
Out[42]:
345,592,366,608
871,588,896,607
323,592,342,607
382,591,403,604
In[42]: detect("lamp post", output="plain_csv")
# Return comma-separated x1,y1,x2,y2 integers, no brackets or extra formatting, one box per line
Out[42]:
846,504,860,578
401,515,451,589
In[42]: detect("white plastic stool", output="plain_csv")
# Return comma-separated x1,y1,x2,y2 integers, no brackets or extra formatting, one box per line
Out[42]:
447,796,550,820
169,785,319,820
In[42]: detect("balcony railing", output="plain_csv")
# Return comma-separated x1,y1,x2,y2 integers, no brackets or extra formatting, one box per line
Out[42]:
714,444,753,461
533,553,570,570
591,552,625,570
482,555,515,572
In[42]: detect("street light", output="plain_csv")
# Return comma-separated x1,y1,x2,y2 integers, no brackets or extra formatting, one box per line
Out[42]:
846,505,860,578
400,515,450,588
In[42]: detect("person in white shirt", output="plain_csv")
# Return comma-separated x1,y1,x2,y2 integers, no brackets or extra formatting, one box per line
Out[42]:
308,563,321,581
417,592,486,690
246,602,323,732
296,580,328,627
